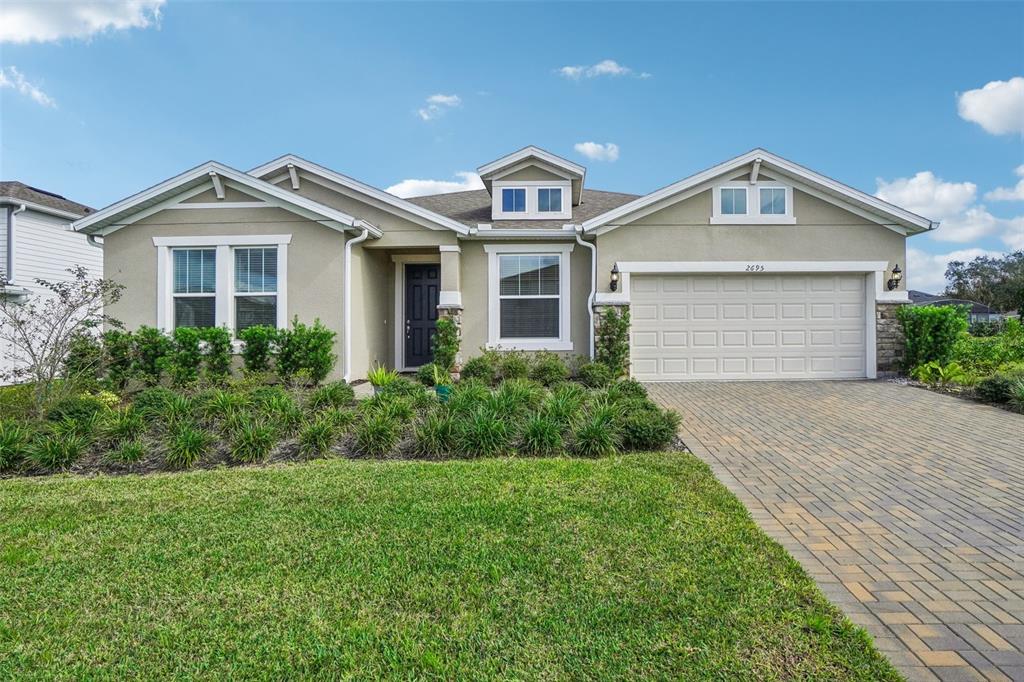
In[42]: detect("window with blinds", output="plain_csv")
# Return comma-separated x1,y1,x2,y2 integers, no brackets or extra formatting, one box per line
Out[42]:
498,254,560,338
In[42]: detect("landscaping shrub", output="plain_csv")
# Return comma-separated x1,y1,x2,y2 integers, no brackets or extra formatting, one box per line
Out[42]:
105,407,146,443
238,325,278,374
573,415,618,458
378,377,432,408
541,385,586,430
446,378,491,416
202,326,233,384
131,386,177,418
432,318,459,370
415,362,437,386
277,318,336,385
29,432,88,470
952,318,1024,375
133,326,172,386
248,385,291,407
202,389,250,421
255,392,303,434
461,353,498,385
596,306,630,378
0,420,31,470
529,352,569,386
576,360,614,388
229,418,277,463
354,413,401,456
46,394,106,422
910,361,971,387
51,413,102,443
93,390,120,410
519,414,563,456
608,378,647,401
361,393,415,422
309,381,355,411
976,369,1024,404
0,383,35,421
161,394,196,427
1010,380,1024,413
489,378,544,422
619,408,680,451
413,412,457,458
320,407,357,432
298,417,335,458
165,423,210,468
167,327,203,387
108,440,145,464
64,332,104,384
102,329,136,390
499,352,530,381
367,364,400,389
897,304,968,369
457,410,511,457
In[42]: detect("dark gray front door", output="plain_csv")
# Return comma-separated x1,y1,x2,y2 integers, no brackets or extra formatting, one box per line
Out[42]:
404,263,439,368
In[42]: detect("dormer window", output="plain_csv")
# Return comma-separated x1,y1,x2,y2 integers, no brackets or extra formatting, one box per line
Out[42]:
538,188,562,213
501,188,526,213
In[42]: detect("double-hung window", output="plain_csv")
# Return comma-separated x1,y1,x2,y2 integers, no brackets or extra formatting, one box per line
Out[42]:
486,244,572,350
172,248,216,328
234,247,278,334
537,188,562,213
501,188,526,213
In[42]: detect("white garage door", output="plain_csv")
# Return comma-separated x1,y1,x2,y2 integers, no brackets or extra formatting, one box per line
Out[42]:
630,273,867,381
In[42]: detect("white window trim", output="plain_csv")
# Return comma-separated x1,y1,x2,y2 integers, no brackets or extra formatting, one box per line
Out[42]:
491,180,573,220
484,243,573,351
537,187,565,215
711,182,795,224
155,235,289,334
498,187,528,216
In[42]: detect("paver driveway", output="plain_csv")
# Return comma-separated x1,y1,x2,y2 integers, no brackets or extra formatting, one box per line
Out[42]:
648,381,1024,682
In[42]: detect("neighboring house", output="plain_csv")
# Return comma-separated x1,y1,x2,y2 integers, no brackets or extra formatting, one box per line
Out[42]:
908,290,1004,324
1,182,102,381
72,147,935,382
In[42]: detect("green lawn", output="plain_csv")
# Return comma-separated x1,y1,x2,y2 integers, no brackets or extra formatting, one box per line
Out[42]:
0,453,898,680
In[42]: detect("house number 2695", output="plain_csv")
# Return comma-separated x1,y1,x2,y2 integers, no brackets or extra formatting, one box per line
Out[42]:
745,264,765,272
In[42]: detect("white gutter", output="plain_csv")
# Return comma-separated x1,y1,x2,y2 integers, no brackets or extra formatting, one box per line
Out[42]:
574,226,596,360
343,226,371,382
86,234,103,249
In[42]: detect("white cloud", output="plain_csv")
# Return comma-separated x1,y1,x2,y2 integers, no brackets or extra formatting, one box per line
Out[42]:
416,93,461,121
574,142,620,162
558,59,651,80
956,76,1024,136
385,172,483,199
906,246,1005,293
0,66,56,107
875,170,1017,243
985,165,1024,201
1001,216,1024,250
0,0,164,43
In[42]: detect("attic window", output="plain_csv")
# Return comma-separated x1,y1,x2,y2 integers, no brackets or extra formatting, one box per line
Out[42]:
501,188,526,213
720,188,747,215
538,188,562,213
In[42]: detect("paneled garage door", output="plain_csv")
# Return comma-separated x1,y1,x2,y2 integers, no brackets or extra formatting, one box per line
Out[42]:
630,274,867,381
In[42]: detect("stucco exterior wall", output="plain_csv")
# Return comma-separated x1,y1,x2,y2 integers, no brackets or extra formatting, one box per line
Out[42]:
348,246,390,378
594,188,906,295
498,167,566,182
101,205,349,377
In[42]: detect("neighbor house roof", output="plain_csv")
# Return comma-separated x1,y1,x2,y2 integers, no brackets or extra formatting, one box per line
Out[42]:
73,161,382,238
406,188,639,230
580,148,939,236
0,181,94,218
909,291,1000,315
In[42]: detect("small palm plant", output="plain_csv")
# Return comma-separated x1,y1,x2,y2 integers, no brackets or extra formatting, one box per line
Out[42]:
367,364,400,394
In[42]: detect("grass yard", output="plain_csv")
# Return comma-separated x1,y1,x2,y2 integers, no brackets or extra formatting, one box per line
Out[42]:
0,453,898,680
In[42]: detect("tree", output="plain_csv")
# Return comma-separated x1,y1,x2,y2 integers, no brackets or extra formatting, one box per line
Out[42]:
0,267,124,414
943,251,1024,313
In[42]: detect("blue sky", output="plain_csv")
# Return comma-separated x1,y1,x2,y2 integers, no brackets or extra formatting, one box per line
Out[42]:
1,1,1022,291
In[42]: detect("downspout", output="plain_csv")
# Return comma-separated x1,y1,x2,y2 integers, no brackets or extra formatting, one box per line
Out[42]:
343,226,371,382
5,203,26,284
575,225,596,360
86,234,103,249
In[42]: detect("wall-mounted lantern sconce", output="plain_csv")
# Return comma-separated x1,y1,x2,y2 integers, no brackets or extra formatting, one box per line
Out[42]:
887,264,902,291
610,263,620,292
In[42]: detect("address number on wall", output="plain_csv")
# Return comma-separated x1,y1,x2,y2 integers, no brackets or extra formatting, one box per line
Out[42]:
745,264,766,272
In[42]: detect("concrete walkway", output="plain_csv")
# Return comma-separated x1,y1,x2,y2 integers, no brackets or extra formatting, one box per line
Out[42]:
648,381,1024,682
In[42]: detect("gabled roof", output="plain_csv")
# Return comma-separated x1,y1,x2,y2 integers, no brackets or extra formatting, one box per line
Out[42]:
477,146,587,205
73,161,381,237
581,148,938,235
406,188,638,230
248,154,471,235
0,181,93,219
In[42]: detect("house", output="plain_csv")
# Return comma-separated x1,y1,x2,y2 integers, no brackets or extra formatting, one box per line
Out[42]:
908,290,1004,325
1,182,102,381
72,147,936,382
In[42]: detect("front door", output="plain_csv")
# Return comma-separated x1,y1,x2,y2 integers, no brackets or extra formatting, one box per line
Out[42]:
404,263,440,368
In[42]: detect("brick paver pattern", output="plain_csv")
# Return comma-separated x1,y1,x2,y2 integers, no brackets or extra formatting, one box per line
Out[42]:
648,381,1024,682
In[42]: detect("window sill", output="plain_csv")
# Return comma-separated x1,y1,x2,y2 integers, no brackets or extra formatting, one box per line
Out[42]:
709,216,797,225
486,340,573,352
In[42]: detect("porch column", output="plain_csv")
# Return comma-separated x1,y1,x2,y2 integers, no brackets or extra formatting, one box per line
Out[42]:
437,245,464,369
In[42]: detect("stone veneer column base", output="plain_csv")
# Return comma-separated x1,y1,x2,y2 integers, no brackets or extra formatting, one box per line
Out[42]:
876,301,907,378
436,304,464,373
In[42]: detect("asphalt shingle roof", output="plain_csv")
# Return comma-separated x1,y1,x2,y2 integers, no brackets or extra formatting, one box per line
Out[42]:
405,188,639,229
0,181,94,217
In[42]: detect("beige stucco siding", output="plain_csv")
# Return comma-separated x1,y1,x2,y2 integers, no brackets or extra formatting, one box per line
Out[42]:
595,189,906,294
458,241,592,359
348,246,391,378
498,167,567,182
102,205,349,378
